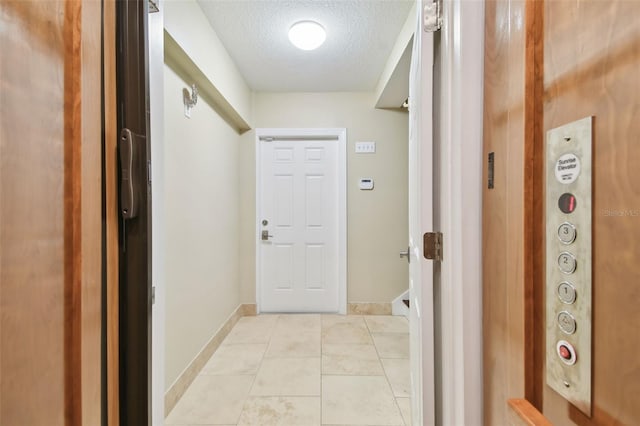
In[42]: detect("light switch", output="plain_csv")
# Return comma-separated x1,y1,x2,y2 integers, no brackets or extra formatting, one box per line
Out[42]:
355,141,376,153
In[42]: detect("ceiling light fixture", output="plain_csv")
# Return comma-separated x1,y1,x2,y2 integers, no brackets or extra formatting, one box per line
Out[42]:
288,21,326,51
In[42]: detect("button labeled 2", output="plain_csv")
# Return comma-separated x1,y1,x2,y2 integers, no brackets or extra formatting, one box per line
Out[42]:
558,252,577,274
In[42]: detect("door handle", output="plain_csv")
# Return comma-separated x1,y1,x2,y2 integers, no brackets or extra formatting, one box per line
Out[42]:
399,247,410,263
119,128,138,219
261,230,274,241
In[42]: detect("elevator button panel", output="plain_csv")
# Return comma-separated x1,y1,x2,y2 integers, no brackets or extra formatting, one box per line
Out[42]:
546,117,592,417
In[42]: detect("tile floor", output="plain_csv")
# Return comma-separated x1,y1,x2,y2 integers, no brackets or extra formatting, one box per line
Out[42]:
166,314,412,426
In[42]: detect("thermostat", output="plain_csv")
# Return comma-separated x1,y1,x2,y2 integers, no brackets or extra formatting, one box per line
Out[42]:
359,178,374,190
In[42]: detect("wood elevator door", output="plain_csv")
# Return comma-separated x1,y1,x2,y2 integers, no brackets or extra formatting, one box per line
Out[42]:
541,1,640,424
483,0,640,425
0,0,103,424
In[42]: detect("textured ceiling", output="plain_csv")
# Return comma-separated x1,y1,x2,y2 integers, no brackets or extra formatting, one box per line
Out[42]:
197,0,415,92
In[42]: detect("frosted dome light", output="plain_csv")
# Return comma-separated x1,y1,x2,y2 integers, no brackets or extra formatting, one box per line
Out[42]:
288,21,326,51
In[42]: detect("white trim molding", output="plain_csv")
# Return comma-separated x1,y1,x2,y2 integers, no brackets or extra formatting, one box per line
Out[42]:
437,0,484,424
254,128,347,315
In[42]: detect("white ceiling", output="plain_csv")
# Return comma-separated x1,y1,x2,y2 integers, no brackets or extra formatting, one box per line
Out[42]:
197,0,415,92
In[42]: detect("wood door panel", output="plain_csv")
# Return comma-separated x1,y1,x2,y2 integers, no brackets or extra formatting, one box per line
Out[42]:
482,1,528,424
1,2,66,424
543,1,640,424
0,0,104,424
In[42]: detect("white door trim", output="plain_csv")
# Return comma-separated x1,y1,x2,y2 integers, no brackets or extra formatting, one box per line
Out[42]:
437,0,484,424
148,1,165,423
255,128,347,315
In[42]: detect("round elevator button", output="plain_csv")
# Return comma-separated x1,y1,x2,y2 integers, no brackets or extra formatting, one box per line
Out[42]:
558,311,577,334
557,222,577,244
557,282,577,304
558,252,577,274
556,340,577,365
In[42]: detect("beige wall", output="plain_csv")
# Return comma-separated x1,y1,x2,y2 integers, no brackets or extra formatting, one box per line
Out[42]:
164,0,252,124
239,92,409,305
163,65,241,389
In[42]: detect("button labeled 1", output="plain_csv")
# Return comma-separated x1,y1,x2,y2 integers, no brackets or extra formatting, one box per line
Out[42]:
558,222,576,244
558,252,577,274
558,282,577,304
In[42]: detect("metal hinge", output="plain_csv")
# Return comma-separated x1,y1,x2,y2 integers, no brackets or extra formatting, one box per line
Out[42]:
151,286,156,305
423,232,443,261
424,1,442,32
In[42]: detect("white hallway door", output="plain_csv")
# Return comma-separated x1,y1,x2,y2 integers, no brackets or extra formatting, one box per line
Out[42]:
257,129,347,313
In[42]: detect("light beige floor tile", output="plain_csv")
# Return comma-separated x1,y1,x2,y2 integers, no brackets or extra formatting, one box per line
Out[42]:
200,343,267,375
266,333,321,358
322,343,384,375
237,396,321,425
396,397,412,426
321,375,404,425
165,375,253,425
364,315,409,333
272,314,321,338
371,333,409,359
224,315,278,344
381,358,410,397
321,314,363,326
250,357,321,396
321,315,372,344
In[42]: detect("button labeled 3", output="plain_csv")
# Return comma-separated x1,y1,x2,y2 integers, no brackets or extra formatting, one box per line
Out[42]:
558,222,577,244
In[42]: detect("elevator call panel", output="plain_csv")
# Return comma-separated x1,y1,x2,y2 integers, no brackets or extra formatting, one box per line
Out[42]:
545,116,592,416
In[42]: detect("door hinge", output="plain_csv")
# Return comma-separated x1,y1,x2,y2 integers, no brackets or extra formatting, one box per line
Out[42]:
423,232,443,261
424,1,442,32
151,286,156,305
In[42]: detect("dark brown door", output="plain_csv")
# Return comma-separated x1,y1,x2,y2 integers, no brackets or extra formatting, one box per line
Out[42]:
0,0,103,424
116,0,152,425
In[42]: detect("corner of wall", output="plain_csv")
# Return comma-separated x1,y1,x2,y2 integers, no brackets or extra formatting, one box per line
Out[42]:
163,0,253,128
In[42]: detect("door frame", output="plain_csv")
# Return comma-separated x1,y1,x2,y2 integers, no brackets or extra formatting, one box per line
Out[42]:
435,0,484,424
255,128,347,314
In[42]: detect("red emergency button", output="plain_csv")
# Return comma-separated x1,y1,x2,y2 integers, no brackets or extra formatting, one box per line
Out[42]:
556,340,577,365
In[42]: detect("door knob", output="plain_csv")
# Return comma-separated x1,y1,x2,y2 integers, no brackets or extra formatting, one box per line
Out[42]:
399,247,410,263
261,230,274,241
